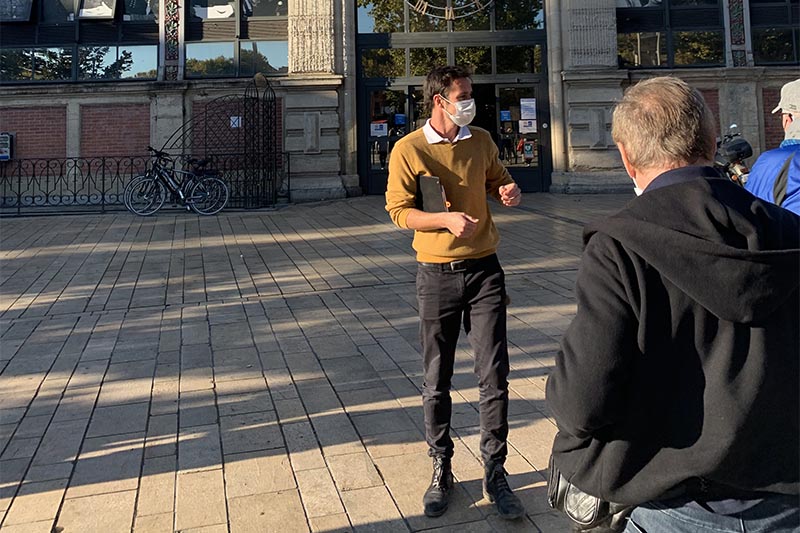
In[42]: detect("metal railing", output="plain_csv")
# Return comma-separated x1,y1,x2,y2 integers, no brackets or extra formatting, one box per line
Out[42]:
0,152,290,216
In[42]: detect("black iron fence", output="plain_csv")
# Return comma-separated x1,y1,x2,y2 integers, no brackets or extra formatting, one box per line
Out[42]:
0,152,290,216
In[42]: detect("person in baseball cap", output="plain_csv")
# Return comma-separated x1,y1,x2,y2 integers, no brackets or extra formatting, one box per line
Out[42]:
745,79,800,214
771,78,800,114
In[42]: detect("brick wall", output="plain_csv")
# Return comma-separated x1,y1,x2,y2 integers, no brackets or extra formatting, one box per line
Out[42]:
0,107,67,159
80,103,151,157
190,97,283,157
763,87,784,150
699,88,721,136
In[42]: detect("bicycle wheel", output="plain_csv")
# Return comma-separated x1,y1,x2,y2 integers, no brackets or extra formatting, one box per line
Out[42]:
188,176,229,215
126,175,166,216
122,174,148,211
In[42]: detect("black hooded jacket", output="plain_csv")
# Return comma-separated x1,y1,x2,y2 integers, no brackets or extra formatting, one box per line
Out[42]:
546,168,800,505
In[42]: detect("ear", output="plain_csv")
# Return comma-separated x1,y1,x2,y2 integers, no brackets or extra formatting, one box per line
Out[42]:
617,142,637,180
783,113,793,131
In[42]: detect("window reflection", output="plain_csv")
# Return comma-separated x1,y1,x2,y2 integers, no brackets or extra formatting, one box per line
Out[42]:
42,0,75,22
496,45,542,74
123,0,157,20
616,0,662,5
409,47,447,76
670,0,717,5
617,32,666,67
79,0,115,19
357,0,404,33
673,30,723,65
454,47,491,75
752,28,795,64
120,46,158,78
0,49,33,81
0,0,34,21
243,0,286,18
452,0,489,31
190,0,233,19
494,0,544,30
361,48,405,78
78,45,156,80
409,9,447,32
33,48,73,80
240,41,288,75
186,42,235,77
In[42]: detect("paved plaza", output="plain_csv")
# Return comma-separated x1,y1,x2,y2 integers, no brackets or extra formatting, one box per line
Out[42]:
0,194,630,533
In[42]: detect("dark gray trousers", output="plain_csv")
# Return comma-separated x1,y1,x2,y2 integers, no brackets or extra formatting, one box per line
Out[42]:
416,254,510,464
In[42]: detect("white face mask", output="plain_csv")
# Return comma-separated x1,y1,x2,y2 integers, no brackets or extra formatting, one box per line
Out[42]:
441,95,476,127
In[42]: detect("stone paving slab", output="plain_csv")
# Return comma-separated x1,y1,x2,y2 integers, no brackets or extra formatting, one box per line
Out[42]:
0,194,629,532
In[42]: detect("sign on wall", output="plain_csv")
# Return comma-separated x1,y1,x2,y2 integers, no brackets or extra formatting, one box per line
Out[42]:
370,122,388,137
0,132,13,161
520,98,537,120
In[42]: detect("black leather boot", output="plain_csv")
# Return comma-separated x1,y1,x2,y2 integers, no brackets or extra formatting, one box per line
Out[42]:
483,461,525,520
423,456,453,517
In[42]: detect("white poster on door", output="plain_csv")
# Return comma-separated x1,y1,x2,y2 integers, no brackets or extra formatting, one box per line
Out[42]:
520,98,537,120
371,122,388,137
519,119,537,133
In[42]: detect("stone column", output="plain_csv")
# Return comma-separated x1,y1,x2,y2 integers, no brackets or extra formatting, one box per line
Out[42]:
289,0,335,74
563,0,617,69
550,0,629,192
284,0,346,201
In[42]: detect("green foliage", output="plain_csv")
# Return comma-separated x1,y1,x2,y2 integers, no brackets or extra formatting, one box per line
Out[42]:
34,48,73,80
753,28,796,64
356,0,404,33
186,55,236,77
0,49,32,81
493,0,544,30
78,46,135,79
361,48,405,77
673,31,723,65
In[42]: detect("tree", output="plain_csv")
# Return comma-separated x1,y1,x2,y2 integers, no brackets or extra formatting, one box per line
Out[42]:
357,0,545,77
0,49,32,81
35,48,73,80
186,55,236,77
673,30,723,66
77,46,135,79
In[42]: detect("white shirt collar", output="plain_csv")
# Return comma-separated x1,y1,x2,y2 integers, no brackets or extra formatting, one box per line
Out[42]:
422,119,472,144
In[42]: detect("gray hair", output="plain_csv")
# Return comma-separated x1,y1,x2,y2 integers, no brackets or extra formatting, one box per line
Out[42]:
612,76,717,170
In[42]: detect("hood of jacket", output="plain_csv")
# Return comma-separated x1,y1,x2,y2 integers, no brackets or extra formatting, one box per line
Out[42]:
586,176,800,325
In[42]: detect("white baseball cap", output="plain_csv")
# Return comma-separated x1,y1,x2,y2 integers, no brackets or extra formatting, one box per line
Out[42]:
772,78,800,114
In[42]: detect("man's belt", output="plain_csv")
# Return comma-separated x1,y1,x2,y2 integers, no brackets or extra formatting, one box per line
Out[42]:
418,254,496,273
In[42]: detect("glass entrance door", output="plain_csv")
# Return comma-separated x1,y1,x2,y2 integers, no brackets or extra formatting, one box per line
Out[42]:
497,84,547,192
361,87,408,194
358,83,549,194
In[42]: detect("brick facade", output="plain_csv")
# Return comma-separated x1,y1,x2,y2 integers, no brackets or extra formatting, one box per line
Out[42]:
190,97,283,157
0,107,67,159
80,103,151,157
762,88,784,151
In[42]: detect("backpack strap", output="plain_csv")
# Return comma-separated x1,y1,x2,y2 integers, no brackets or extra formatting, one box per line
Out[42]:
772,153,795,207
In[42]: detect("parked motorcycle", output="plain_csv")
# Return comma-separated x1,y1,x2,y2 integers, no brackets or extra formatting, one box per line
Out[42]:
715,124,753,186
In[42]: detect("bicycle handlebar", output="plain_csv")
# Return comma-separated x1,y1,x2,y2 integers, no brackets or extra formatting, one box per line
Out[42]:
147,146,170,159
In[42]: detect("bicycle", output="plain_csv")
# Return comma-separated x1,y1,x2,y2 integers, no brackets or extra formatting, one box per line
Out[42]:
123,146,230,216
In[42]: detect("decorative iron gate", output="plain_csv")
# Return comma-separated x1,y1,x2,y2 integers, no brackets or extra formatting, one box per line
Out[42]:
0,75,282,215
163,73,281,209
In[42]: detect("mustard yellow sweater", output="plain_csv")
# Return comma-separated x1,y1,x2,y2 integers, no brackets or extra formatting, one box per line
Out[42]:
385,126,515,263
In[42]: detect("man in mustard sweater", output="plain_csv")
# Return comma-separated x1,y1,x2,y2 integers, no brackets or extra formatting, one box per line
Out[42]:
385,65,524,520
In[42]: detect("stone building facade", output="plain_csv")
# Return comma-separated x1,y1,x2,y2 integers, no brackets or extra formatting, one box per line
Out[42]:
0,0,797,203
